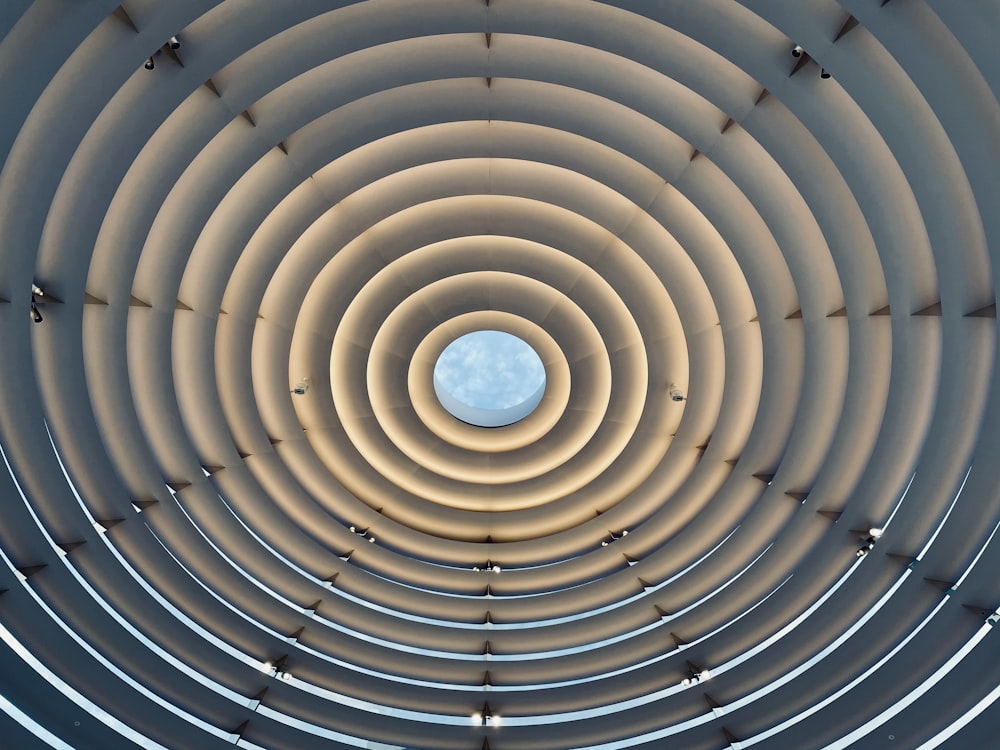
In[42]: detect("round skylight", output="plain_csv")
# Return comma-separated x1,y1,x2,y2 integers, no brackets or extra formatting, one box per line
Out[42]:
433,330,546,427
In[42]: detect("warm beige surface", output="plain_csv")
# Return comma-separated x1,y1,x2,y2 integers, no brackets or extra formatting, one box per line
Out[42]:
0,1,998,749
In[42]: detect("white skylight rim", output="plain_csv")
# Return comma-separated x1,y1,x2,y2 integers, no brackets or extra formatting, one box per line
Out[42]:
433,374,547,428
432,330,547,428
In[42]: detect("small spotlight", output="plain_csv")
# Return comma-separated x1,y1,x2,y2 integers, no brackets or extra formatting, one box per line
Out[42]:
603,530,629,547
144,57,155,70
869,527,884,539
668,384,685,402
791,45,804,58
168,35,181,49
682,668,711,685
856,546,870,558
30,303,43,323
820,68,831,79
291,379,309,395
279,671,292,681
473,702,494,727
349,525,375,543
31,284,44,298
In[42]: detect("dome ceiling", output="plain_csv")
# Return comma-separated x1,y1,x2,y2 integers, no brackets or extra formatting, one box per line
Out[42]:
1,1,999,749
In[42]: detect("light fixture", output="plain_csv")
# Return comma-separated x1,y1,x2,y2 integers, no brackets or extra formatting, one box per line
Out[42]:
472,702,498,727
473,561,501,573
856,536,877,557
144,57,154,70
681,667,711,686
31,284,43,298
168,36,181,49
349,525,375,543
30,303,42,323
791,44,804,58
820,68,831,79
291,378,310,395
855,525,883,557
668,384,685,402
262,655,288,676
601,530,629,547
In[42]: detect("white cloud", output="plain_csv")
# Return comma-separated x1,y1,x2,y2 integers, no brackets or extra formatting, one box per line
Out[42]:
434,331,545,410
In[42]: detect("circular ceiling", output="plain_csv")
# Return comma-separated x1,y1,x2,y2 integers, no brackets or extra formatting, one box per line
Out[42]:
1,2,999,750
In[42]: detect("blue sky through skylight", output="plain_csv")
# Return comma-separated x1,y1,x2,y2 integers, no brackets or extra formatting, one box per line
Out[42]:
434,330,545,410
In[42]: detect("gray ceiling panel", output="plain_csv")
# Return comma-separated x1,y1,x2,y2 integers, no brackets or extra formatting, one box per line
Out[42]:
1,2,998,749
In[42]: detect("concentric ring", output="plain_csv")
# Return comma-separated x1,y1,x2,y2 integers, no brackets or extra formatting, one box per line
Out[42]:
2,2,999,750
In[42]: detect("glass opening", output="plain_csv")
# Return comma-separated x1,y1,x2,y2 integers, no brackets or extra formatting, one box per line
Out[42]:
433,331,546,427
